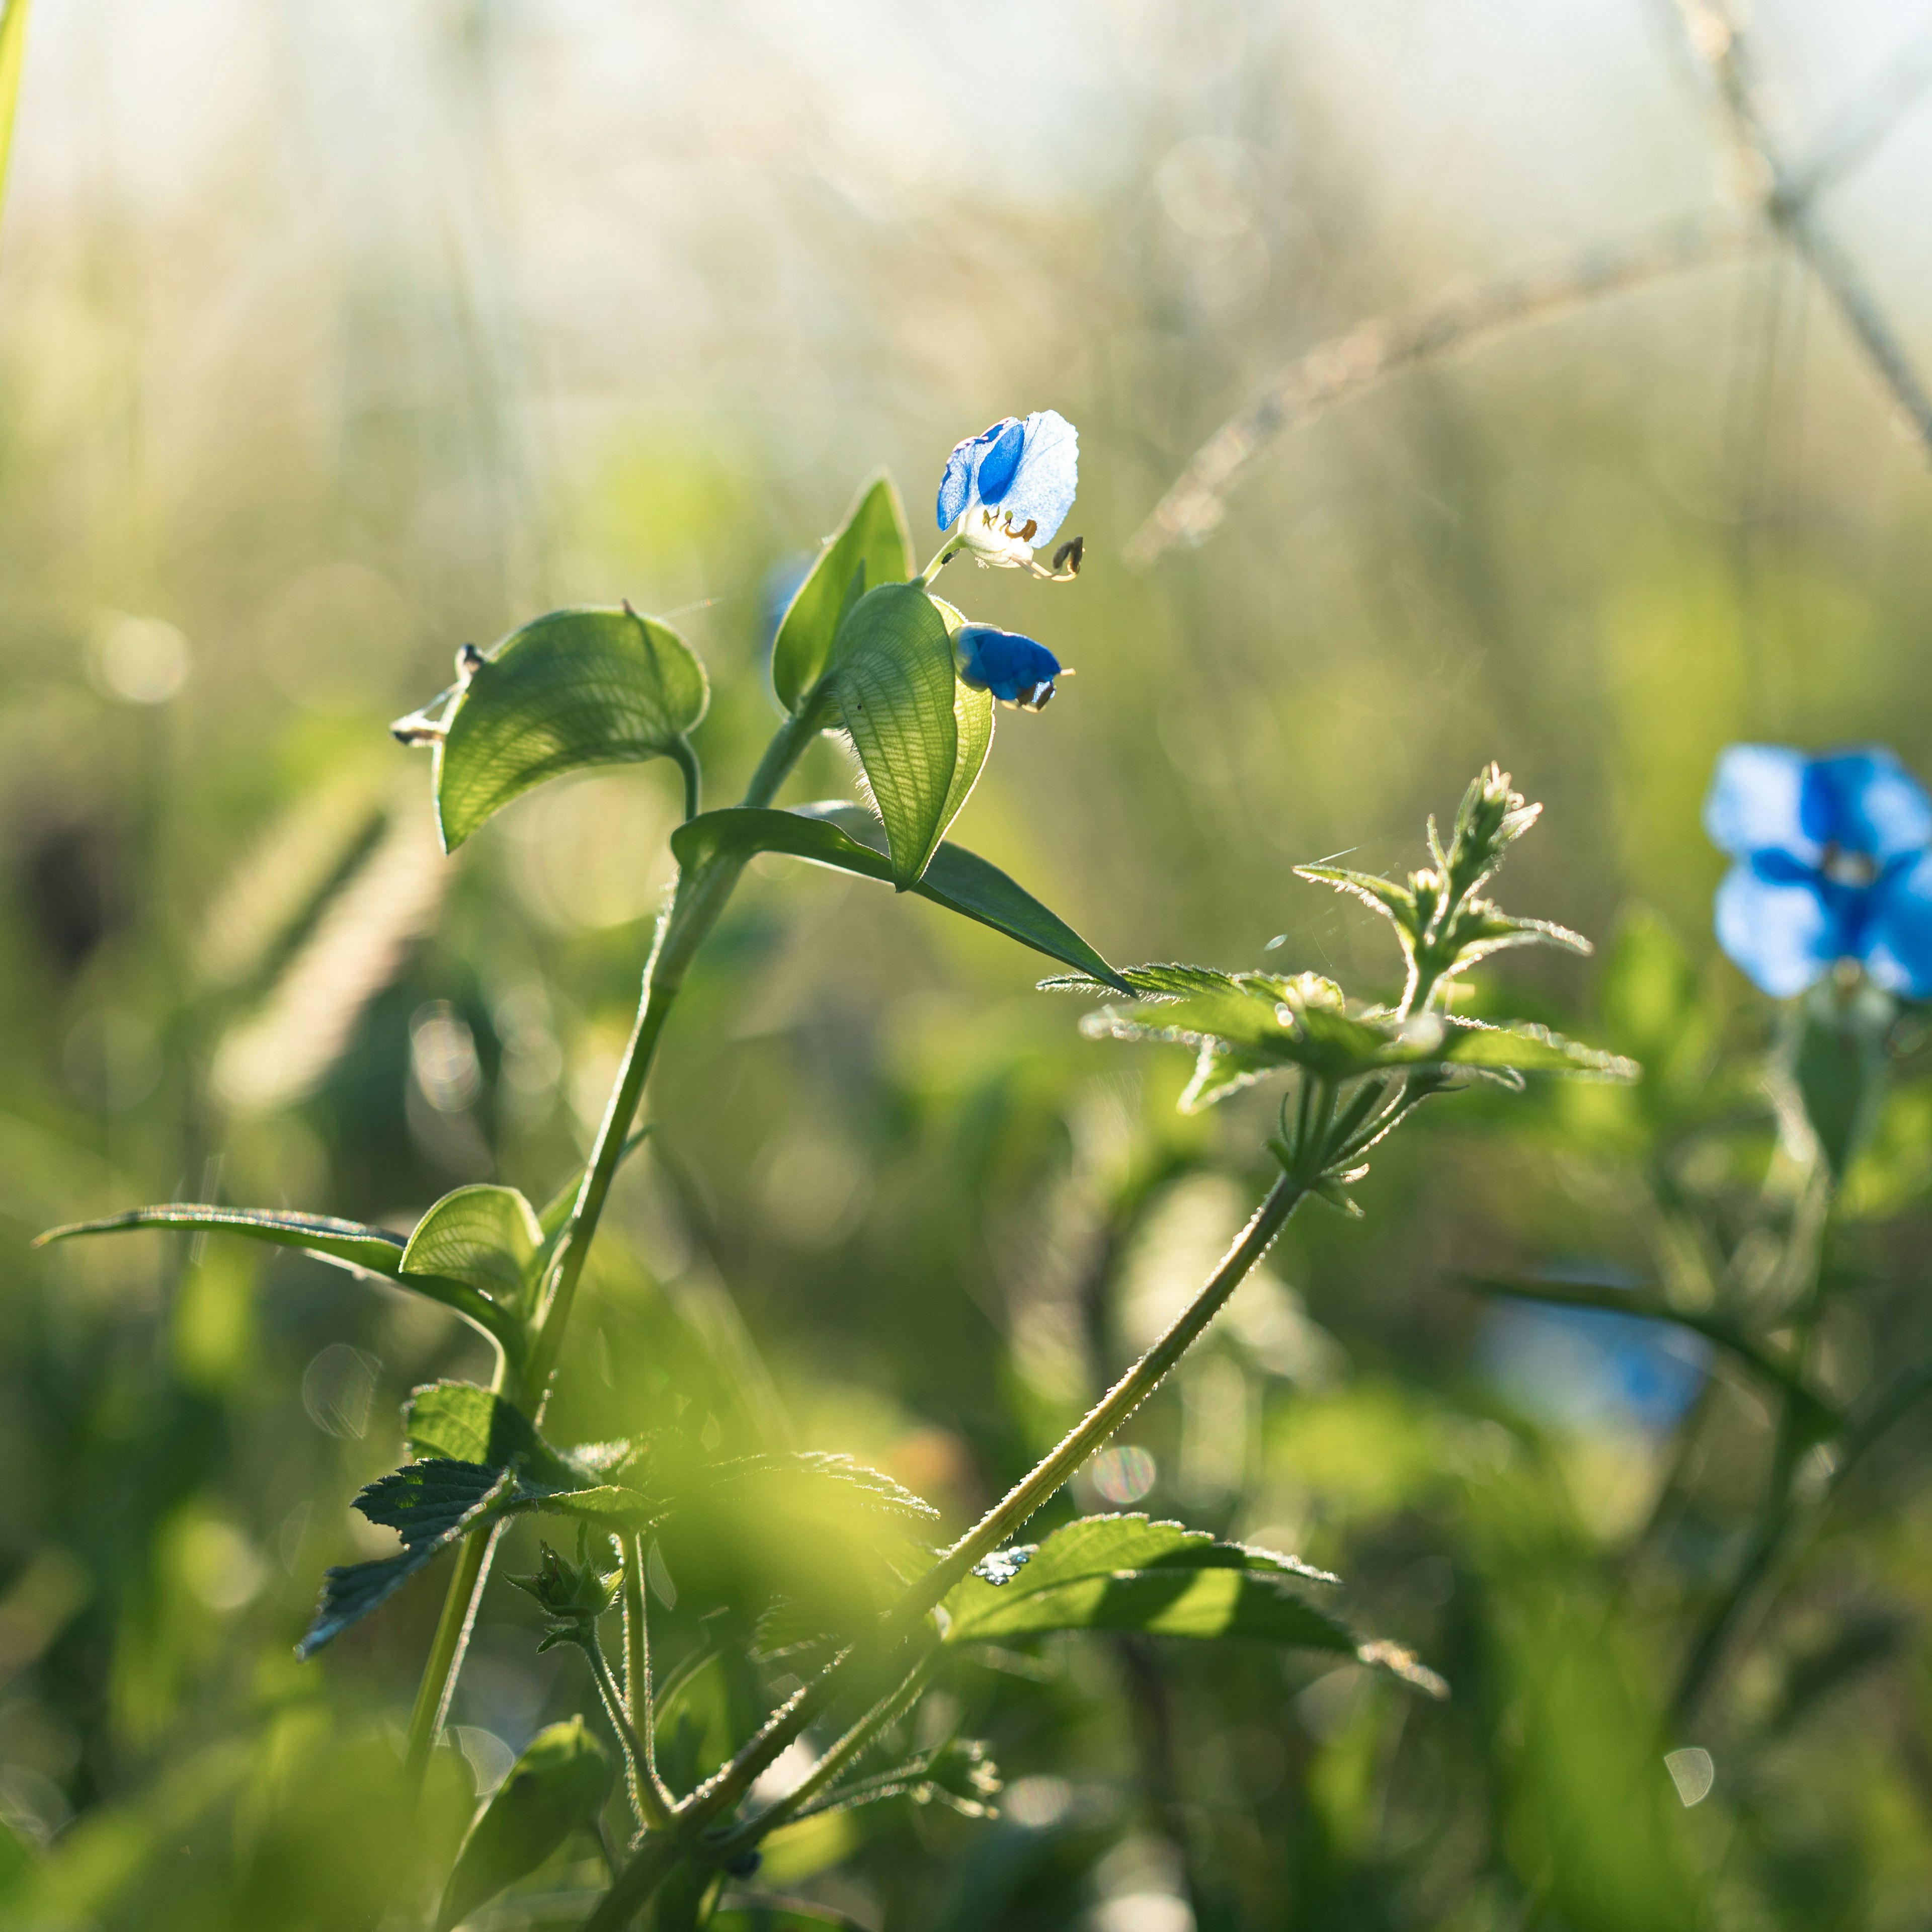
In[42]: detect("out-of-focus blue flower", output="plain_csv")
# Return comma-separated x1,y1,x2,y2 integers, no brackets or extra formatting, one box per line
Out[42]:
955,624,1061,711
937,411,1078,569
1482,1300,1709,1433
1705,745,1932,997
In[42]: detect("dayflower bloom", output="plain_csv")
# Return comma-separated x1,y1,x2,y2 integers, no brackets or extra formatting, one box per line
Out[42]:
937,411,1079,571
955,623,1062,711
1704,744,1932,996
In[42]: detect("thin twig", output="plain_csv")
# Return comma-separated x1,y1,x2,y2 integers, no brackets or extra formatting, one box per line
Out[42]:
1126,214,1753,562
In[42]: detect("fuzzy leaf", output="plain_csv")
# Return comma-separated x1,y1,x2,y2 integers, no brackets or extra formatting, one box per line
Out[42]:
436,1718,612,1932
824,583,961,887
670,804,1129,990
1436,1018,1637,1081
1295,864,1418,928
403,1381,578,1484
400,1185,544,1315
772,473,913,712
433,605,707,851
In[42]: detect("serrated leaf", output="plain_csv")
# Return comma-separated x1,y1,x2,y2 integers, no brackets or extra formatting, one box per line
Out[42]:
772,473,912,712
1436,1018,1637,1081
433,604,707,851
298,1461,513,1658
405,1382,570,1479
945,1513,1334,1643
400,1184,543,1314
436,1717,612,1932
952,1566,1360,1650
33,1203,522,1359
661,1452,939,1526
1295,864,1418,928
669,804,1129,990
824,583,960,888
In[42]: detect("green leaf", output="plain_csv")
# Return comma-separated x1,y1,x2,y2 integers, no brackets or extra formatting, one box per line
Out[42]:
772,472,912,712
823,583,960,887
662,1451,938,1526
298,1460,512,1658
669,804,1129,990
1789,977,1894,1181
0,0,32,237
1053,967,1636,1086
940,1516,1443,1693
400,1185,543,1315
435,1717,612,1932
1295,864,1418,929
944,1513,1332,1643
433,605,707,851
404,1381,577,1485
33,1202,405,1274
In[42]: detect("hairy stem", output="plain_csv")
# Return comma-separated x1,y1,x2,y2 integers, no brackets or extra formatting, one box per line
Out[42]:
585,1169,1311,1926
622,1534,675,1820
585,1625,672,1835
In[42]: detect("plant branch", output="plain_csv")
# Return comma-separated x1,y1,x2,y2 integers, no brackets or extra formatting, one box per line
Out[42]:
1127,212,1752,562
621,1534,676,1823
584,1624,672,1835
402,1519,504,1791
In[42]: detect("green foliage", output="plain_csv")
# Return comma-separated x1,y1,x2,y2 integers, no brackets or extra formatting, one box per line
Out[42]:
1786,974,1895,1181
33,1201,522,1359
771,472,912,711
670,803,1128,987
400,1184,545,1317
435,1718,613,1932
822,582,973,887
429,605,708,850
1056,963,1634,1107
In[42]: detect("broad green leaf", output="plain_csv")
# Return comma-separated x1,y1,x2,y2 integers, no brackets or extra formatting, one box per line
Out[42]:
435,1718,612,1932
405,1381,575,1482
945,1513,1332,1642
1437,1018,1637,1081
953,1565,1361,1650
670,804,1129,990
298,1461,511,1658
772,472,912,712
0,0,31,240
34,1202,405,1274
1790,977,1893,1181
824,583,958,887
400,1184,543,1314
433,605,707,851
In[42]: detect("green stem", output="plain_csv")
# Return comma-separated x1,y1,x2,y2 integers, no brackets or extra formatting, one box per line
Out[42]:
583,1169,1311,1928
622,1534,676,1819
584,1625,672,1834
671,735,702,823
402,708,821,1796
402,1519,503,1790
715,1648,940,1855
918,535,964,585
741,702,824,811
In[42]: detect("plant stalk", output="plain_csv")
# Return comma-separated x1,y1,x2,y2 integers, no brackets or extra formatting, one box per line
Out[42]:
585,1168,1310,1927
400,709,821,1794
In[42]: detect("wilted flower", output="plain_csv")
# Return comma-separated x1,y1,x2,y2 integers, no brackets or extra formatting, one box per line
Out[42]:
937,411,1079,572
1704,744,1932,996
955,623,1063,711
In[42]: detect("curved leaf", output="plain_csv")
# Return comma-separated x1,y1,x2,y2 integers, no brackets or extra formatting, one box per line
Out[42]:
951,1566,1360,1649
824,583,958,887
772,472,911,712
434,605,707,851
670,804,1128,989
400,1184,543,1314
436,1719,612,1932
404,1381,579,1486
34,1202,406,1275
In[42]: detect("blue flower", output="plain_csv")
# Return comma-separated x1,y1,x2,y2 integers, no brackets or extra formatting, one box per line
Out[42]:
955,624,1062,711
1704,744,1932,996
937,411,1078,571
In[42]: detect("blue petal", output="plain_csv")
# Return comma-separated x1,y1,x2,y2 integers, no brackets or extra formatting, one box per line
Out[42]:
955,625,1061,709
937,443,975,530
1704,745,1816,862
1863,850,1932,996
1713,860,1844,996
971,419,1027,508
1800,748,1932,860
994,411,1079,546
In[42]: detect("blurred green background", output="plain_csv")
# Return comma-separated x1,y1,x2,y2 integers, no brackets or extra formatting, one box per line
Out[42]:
3,1,1932,1926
